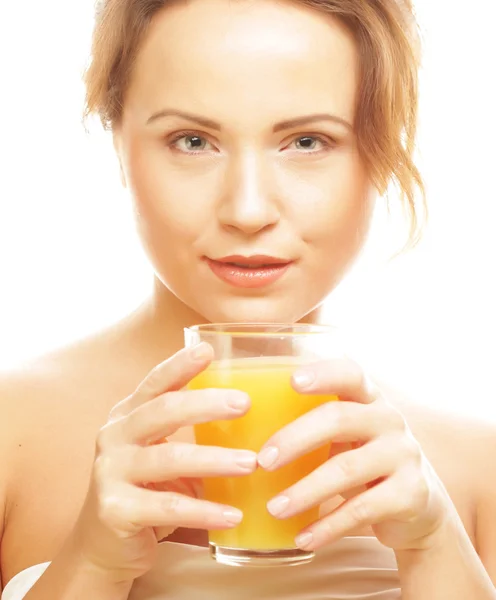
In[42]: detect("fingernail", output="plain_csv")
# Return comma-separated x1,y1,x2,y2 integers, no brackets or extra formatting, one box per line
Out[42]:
258,446,279,469
191,342,212,361
295,532,314,549
293,370,315,389
267,495,290,517
223,508,243,525
235,451,257,470
227,393,250,411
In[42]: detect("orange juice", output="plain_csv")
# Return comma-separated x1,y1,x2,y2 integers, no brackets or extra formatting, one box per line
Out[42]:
188,358,337,550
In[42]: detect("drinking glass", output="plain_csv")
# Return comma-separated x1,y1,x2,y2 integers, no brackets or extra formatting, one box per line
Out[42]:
185,323,340,567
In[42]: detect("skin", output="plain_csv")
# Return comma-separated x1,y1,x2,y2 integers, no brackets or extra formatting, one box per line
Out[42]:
116,0,374,327
1,0,496,594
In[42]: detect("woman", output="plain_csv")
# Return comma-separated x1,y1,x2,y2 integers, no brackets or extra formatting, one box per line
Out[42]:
1,0,495,598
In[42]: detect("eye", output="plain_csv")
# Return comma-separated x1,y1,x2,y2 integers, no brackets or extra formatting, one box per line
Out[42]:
168,132,214,154
291,136,332,152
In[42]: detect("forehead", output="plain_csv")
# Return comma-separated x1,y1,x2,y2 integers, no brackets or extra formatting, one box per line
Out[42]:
125,0,359,125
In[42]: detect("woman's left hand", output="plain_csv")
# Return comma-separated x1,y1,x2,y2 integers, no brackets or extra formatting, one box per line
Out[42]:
257,358,454,553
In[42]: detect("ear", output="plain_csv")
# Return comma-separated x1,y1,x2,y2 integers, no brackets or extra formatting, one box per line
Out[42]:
112,129,127,189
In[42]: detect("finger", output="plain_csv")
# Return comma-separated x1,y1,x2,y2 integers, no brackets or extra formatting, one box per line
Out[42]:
258,400,404,471
110,342,214,419
265,438,398,519
114,388,251,445
102,483,244,533
144,476,203,500
291,357,379,404
123,442,257,483
293,474,418,550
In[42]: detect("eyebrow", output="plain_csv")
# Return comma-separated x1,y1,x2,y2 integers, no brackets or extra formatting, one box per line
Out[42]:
146,109,353,132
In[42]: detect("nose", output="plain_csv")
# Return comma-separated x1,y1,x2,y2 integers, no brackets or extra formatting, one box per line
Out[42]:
217,151,280,235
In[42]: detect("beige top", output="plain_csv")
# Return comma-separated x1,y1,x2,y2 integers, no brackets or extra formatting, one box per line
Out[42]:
3,537,401,599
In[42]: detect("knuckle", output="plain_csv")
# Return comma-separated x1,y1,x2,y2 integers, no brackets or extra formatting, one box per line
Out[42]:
398,496,418,521
166,442,194,465
152,392,175,422
160,493,183,518
95,423,116,454
410,476,430,512
98,490,126,525
107,394,132,421
335,452,358,482
124,444,144,477
400,433,422,463
395,472,429,520
93,454,110,483
319,517,335,540
95,441,135,485
159,391,175,411
159,391,190,425
334,404,354,432
141,364,165,394
344,360,367,392
93,448,124,485
148,444,175,479
192,388,227,412
347,496,371,525
119,413,137,443
364,377,381,401
140,359,171,397
391,409,408,432
379,402,407,432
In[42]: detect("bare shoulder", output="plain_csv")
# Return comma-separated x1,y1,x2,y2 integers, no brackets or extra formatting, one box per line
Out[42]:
382,380,496,540
0,353,72,492
0,332,124,437
388,383,496,472
0,324,150,584
0,338,114,505
0,320,149,479
0,346,93,587
392,385,496,573
0,314,152,437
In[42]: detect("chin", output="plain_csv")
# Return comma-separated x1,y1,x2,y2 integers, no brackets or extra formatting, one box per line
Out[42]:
191,295,322,325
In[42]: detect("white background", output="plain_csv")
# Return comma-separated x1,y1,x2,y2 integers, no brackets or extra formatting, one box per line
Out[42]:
0,1,495,417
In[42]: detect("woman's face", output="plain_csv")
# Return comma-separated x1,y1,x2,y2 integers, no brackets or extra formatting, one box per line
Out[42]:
116,0,376,324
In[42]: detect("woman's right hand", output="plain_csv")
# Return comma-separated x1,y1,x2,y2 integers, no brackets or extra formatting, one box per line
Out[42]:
69,342,255,585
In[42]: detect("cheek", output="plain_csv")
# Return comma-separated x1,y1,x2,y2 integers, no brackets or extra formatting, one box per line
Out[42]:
282,152,375,251
123,138,216,244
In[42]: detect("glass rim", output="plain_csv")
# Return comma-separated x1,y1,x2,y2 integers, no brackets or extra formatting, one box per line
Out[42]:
184,322,338,337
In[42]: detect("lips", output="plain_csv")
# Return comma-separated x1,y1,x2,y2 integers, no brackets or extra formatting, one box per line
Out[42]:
205,255,293,289
215,255,291,266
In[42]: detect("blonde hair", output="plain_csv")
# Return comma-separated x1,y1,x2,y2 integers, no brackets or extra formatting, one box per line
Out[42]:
84,0,426,245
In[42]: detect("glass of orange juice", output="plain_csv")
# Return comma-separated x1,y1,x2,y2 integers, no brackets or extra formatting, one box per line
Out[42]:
184,323,340,567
